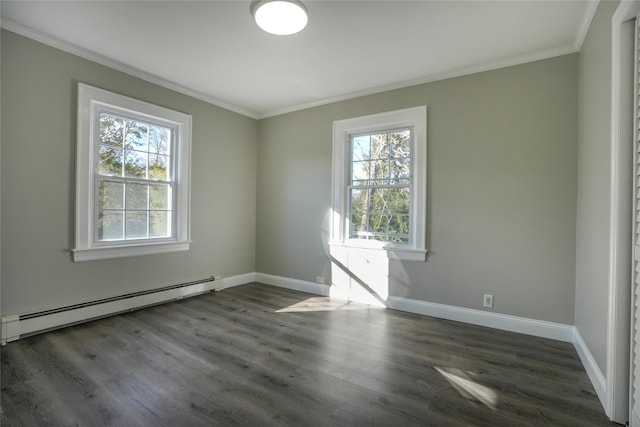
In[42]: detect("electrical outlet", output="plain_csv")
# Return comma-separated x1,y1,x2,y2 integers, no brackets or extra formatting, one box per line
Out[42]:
315,276,325,284
483,294,493,308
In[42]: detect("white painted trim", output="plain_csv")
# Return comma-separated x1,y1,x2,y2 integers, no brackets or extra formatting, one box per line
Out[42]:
0,19,258,120
261,44,579,119
74,83,193,262
575,1,601,50
387,296,574,343
1,315,19,346
0,19,580,121
0,273,256,343
331,106,427,261
608,1,640,424
255,273,331,296
222,272,257,289
574,328,607,407
254,272,574,342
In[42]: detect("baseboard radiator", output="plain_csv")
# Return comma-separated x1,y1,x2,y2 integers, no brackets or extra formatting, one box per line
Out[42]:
1,276,220,345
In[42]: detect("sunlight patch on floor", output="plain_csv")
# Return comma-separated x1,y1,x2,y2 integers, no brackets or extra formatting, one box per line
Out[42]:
275,297,375,313
435,367,498,410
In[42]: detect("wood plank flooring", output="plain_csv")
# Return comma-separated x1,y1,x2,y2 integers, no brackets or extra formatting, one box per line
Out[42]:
1,283,617,426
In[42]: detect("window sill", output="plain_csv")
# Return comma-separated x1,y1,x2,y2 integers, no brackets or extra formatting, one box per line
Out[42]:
329,242,427,262
72,241,190,262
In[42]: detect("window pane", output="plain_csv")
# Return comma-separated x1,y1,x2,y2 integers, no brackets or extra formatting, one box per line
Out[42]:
98,180,124,209
99,114,124,146
150,183,170,210
99,146,123,176
149,154,169,180
126,211,148,239
124,150,148,178
352,135,370,162
391,157,411,184
351,160,370,185
149,126,171,156
126,183,148,210
98,210,124,240
125,120,148,151
371,133,389,161
348,127,413,244
388,187,410,215
150,211,170,238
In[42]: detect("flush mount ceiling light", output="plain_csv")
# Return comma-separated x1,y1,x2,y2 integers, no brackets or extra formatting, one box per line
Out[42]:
252,0,308,36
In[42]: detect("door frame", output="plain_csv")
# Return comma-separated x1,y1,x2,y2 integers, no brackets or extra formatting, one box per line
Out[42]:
609,1,640,423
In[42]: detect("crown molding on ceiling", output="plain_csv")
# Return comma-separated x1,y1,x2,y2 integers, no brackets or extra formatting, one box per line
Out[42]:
260,43,580,119
2,6,592,121
0,18,260,120
574,0,600,50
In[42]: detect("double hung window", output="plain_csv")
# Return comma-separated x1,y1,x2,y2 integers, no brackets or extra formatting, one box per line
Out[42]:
332,106,427,261
73,84,192,262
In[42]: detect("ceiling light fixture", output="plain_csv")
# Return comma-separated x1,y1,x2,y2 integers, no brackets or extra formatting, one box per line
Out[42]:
252,0,308,36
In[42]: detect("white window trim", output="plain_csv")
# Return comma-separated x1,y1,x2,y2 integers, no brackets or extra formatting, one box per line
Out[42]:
73,83,192,262
330,106,427,261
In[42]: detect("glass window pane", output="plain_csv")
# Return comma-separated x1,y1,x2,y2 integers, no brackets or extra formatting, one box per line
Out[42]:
99,146,123,176
352,135,370,162
125,120,148,151
391,157,411,184
98,210,124,241
350,188,369,238
150,183,170,210
149,154,169,180
149,126,171,156
390,130,411,158
124,150,148,178
126,211,148,239
388,187,410,215
99,114,124,146
126,183,148,210
371,133,389,160
98,180,124,209
150,211,170,238
351,160,370,185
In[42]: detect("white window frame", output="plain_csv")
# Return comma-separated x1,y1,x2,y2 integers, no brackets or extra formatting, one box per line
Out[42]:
331,106,427,261
73,83,192,262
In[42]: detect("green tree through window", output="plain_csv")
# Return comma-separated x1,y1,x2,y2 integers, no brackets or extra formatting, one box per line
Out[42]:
349,128,411,243
97,112,173,241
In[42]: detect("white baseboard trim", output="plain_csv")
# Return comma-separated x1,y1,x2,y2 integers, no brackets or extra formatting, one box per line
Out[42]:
386,296,575,343
253,272,574,343
1,273,256,344
255,272,331,296
222,272,257,289
573,328,607,407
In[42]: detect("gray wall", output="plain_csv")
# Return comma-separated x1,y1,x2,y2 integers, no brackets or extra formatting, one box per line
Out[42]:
574,0,620,375
256,54,579,325
1,30,258,315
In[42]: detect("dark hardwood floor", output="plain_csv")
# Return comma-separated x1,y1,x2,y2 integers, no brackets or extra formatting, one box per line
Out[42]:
1,283,617,426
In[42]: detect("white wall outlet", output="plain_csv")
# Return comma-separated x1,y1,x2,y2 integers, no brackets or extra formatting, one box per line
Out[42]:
315,276,325,284
483,294,493,308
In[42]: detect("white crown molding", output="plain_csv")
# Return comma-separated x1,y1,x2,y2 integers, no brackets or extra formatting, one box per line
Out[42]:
0,18,259,120
258,43,580,119
574,1,600,50
2,16,583,121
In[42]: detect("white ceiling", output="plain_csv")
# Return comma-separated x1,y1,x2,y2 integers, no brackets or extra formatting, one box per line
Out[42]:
1,1,596,119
